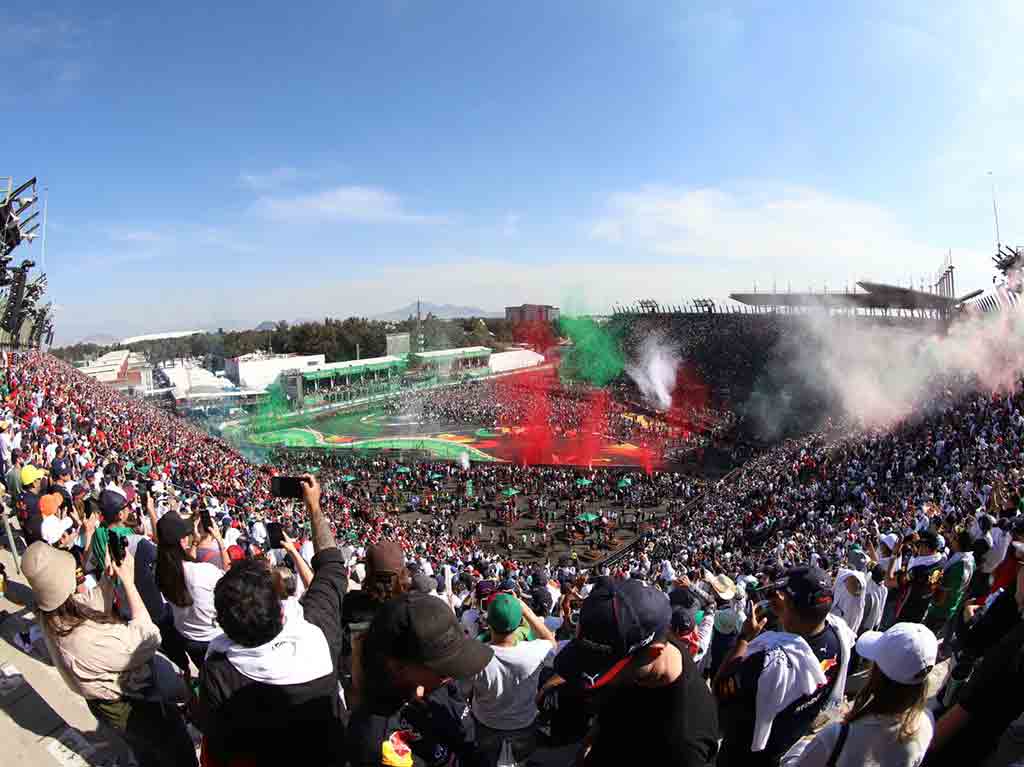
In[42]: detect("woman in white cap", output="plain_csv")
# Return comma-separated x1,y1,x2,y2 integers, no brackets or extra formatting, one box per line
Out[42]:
21,541,197,766
789,622,936,766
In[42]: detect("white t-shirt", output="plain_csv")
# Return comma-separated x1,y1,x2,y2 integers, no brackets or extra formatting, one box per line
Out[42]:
787,711,934,767
172,561,224,642
470,640,553,730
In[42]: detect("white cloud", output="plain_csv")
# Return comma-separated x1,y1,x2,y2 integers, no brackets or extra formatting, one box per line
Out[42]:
588,184,992,297
255,185,433,223
106,228,162,243
239,167,301,191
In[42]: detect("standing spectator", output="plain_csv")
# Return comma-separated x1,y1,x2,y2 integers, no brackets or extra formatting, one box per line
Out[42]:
342,540,411,706
88,489,134,574
5,448,24,498
21,541,197,767
199,475,348,766
347,592,493,767
554,578,719,767
924,530,975,635
893,531,944,624
789,623,936,766
155,511,224,670
15,463,45,543
714,566,855,767
468,593,557,765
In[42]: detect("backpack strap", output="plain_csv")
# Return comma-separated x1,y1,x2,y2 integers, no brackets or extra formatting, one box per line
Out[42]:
825,722,850,767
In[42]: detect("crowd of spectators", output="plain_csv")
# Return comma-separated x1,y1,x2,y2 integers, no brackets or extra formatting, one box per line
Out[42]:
2,348,1024,766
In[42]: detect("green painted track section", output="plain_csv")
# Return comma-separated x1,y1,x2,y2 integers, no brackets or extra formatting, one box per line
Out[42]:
245,427,499,461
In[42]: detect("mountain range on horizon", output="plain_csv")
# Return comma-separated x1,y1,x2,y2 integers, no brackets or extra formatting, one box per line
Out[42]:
370,302,503,321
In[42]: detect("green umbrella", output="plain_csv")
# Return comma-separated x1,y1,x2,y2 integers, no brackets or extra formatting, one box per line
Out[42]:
396,466,411,474
617,477,633,489
430,473,444,480
576,478,593,487
341,475,357,482
501,487,520,497
578,512,599,522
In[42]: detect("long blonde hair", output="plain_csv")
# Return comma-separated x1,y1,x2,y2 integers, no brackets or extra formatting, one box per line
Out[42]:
845,663,927,741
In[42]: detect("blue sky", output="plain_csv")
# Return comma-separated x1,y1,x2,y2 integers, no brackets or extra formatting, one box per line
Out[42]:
5,1,1022,342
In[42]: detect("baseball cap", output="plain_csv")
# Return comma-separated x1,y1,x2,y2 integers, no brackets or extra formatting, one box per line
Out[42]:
157,512,192,545
856,623,938,685
367,592,493,680
775,566,833,609
42,515,75,545
671,604,699,635
51,459,69,478
554,578,671,690
487,594,523,634
39,493,63,518
366,541,405,575
22,541,77,611
99,489,128,522
71,483,88,499
21,464,46,486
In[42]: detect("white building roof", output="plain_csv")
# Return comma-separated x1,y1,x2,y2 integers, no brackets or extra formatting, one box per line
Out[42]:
414,346,491,359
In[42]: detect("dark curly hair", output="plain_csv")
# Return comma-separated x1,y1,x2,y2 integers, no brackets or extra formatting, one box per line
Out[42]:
214,559,283,648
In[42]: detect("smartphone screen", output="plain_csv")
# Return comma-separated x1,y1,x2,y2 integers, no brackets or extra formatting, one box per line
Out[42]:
267,522,285,549
271,476,304,498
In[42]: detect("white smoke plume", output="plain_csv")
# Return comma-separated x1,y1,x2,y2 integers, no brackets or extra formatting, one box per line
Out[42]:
753,302,1024,436
626,332,681,411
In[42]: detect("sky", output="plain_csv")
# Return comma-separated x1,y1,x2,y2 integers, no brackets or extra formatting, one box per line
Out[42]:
4,1,1023,343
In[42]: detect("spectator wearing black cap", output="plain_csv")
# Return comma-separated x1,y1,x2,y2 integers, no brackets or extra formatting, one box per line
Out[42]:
87,489,134,575
199,475,349,767
713,566,855,767
893,530,944,624
347,591,493,767
554,578,719,767
155,508,224,670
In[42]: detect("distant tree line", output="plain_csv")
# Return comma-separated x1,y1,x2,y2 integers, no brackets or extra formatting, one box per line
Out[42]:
51,315,559,369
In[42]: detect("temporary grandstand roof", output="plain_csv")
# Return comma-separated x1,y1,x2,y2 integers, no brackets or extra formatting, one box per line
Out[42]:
298,355,406,380
490,349,544,373
730,282,958,312
413,346,492,362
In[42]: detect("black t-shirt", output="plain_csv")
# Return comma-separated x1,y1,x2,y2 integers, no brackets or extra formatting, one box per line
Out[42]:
587,642,719,767
899,561,942,623
16,491,41,543
347,681,484,767
716,624,842,767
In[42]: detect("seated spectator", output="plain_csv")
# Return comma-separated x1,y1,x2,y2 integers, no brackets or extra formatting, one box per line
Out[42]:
88,489,134,575
788,622,936,766
347,591,493,767
554,578,719,767
199,474,347,766
21,541,197,767
714,566,855,767
467,593,557,766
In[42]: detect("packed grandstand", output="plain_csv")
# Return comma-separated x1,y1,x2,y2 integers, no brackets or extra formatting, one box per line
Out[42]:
2,276,1024,767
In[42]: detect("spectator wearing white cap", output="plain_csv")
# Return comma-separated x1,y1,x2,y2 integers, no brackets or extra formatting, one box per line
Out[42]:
787,622,936,767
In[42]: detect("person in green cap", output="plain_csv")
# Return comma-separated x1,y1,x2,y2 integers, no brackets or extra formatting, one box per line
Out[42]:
467,594,557,766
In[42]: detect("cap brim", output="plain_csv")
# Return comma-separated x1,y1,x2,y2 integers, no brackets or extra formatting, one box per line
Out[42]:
424,635,494,680
553,639,631,690
855,630,884,662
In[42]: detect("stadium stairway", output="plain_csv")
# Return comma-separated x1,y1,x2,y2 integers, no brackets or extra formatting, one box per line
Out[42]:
0,545,139,767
